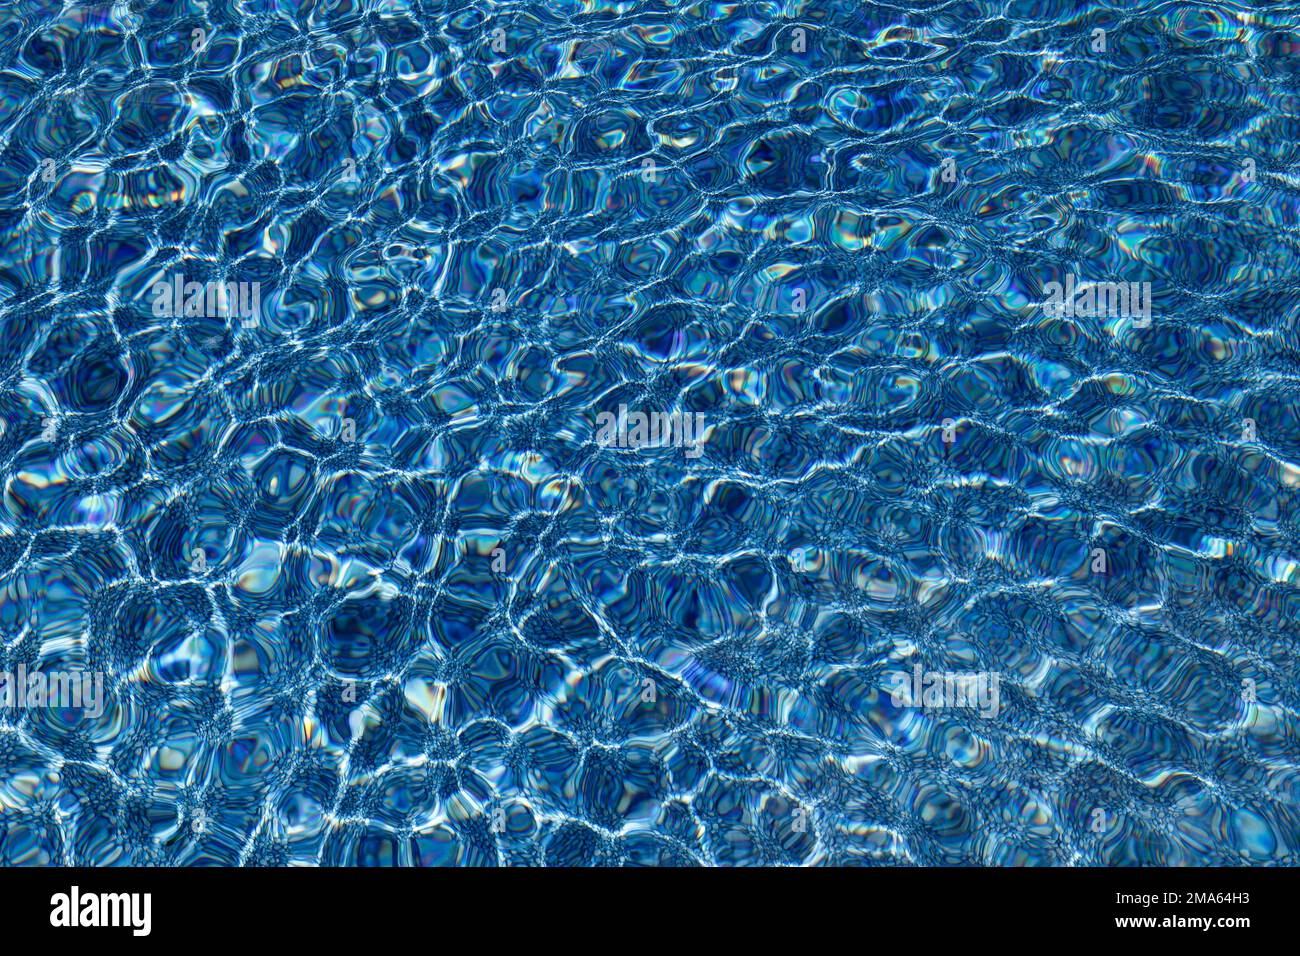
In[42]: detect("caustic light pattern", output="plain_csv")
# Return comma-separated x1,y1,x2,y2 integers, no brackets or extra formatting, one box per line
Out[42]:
1,0,1299,867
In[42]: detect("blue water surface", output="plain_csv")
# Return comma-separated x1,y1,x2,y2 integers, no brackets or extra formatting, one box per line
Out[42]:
1,0,1299,866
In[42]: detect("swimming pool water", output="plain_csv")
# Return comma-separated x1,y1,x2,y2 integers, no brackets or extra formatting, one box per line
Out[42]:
0,0,1298,866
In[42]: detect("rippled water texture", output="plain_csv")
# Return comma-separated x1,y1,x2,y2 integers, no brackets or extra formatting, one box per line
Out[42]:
1,0,1300,866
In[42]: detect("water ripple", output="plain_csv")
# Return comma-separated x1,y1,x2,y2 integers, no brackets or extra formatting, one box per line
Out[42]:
0,0,1298,867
